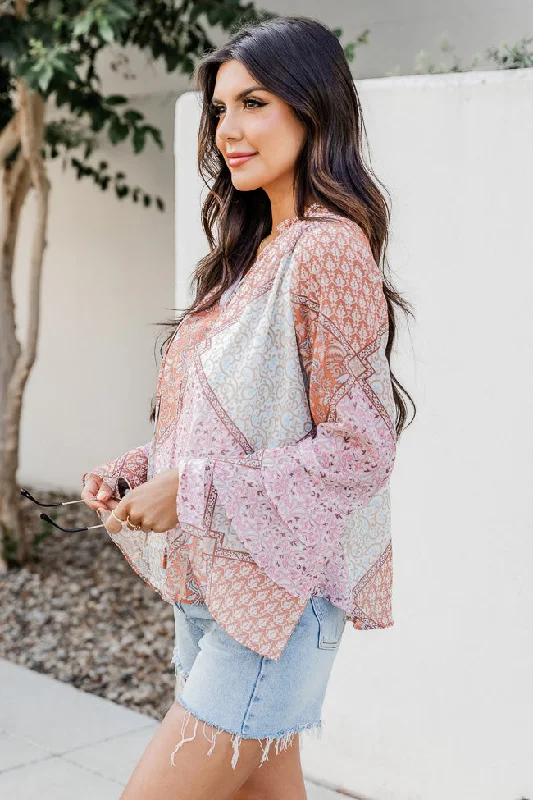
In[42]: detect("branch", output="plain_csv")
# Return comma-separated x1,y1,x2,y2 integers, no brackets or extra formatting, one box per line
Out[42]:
0,115,21,164
0,83,49,562
17,82,49,370
0,151,29,413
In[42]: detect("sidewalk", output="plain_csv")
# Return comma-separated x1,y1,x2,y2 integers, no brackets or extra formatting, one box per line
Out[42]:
0,658,342,798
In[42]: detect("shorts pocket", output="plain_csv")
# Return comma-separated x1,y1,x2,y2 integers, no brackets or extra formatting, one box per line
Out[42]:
310,596,346,650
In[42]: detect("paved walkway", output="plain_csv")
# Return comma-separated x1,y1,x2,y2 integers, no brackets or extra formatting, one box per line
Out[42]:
0,658,342,798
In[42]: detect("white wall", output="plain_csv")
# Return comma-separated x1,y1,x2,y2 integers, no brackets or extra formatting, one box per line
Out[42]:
8,15,532,793
174,69,533,799
14,0,533,492
311,0,533,78
14,95,176,491
96,0,533,88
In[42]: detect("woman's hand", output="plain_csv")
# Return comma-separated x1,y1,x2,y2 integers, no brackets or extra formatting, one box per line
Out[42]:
103,468,180,535
81,474,119,513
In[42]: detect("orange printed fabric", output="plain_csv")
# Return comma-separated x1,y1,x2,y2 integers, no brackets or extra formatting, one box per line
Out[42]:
82,443,151,499
83,203,397,660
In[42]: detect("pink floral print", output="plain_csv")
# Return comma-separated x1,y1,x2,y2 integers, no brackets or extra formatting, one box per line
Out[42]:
83,203,397,660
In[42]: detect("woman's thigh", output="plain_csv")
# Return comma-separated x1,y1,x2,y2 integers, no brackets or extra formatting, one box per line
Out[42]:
120,700,265,800
122,597,345,798
232,735,307,800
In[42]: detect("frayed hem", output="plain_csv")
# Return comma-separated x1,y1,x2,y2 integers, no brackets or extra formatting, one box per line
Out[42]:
170,698,323,771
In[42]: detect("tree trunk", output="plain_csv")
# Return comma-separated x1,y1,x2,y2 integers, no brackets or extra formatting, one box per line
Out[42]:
0,85,49,570
0,145,30,569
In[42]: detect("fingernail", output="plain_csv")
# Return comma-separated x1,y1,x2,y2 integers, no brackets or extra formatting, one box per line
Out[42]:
96,490,105,499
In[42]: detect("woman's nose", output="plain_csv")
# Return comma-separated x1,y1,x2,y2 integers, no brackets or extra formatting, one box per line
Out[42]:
217,114,242,142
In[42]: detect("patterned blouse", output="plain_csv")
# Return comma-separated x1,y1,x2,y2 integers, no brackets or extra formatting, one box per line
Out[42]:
82,202,397,660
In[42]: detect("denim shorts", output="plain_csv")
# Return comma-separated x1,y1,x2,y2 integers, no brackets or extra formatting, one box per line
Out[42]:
169,596,346,770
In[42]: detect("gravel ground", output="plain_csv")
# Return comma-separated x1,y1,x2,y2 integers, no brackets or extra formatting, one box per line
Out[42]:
0,486,176,722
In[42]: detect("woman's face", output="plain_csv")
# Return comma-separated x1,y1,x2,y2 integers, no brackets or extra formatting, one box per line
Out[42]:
212,59,307,198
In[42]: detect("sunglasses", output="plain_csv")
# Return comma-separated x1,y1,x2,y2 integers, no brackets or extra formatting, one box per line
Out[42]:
20,477,131,533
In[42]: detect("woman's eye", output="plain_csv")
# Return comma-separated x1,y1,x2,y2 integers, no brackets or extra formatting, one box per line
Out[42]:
209,98,265,118
244,98,265,109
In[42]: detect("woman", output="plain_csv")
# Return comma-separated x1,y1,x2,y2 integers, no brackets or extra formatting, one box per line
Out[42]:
81,15,415,800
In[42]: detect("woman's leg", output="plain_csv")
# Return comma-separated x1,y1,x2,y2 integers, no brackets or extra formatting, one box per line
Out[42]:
232,735,307,800
120,701,266,800
158,596,343,800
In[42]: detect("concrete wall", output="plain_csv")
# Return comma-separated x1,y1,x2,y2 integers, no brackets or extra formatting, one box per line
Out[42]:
320,0,533,78
13,0,533,492
7,10,533,795
174,68,533,799
13,95,176,490
97,0,533,85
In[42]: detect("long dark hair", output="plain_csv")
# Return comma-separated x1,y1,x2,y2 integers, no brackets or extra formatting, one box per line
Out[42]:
151,15,416,438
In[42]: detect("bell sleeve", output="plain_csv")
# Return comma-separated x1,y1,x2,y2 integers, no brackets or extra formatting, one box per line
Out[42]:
176,218,397,597
82,442,152,501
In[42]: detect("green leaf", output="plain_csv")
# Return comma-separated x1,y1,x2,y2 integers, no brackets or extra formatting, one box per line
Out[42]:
53,55,79,82
70,157,82,178
99,19,115,44
73,14,93,37
106,94,128,106
38,64,54,93
91,115,105,133
0,39,24,61
108,116,129,144
145,126,163,149
0,17,27,61
107,0,136,20
181,56,195,75
132,127,146,154
123,109,144,123
165,50,181,72
344,43,355,62
55,84,70,107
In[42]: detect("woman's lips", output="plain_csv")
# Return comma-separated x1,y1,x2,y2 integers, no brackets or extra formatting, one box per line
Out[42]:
227,153,257,167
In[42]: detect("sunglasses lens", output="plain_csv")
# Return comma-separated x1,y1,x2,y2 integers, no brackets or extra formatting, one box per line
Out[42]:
117,477,131,499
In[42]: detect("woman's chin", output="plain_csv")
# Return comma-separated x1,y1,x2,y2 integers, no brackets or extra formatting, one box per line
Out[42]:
232,180,259,192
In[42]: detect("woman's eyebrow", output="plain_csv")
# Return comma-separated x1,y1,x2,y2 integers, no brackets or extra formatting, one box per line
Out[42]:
211,85,269,104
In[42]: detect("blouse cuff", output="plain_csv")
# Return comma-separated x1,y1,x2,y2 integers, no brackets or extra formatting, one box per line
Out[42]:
176,457,214,529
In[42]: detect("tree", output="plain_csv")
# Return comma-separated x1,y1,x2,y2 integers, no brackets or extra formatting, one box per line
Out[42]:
0,0,366,570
